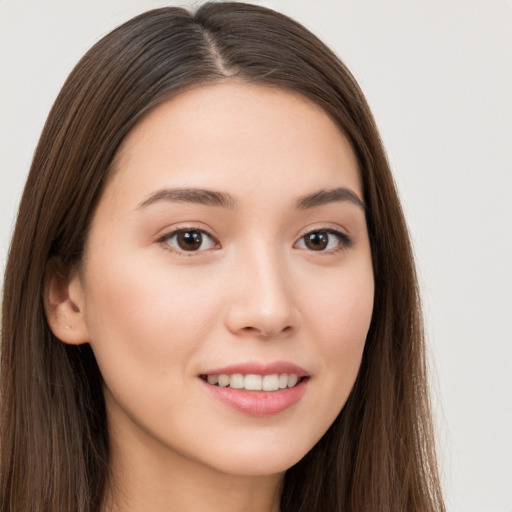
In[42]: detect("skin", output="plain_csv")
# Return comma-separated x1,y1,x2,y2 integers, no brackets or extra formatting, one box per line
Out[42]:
48,83,374,512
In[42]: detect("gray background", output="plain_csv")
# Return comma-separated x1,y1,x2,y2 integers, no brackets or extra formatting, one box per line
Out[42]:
1,1,511,510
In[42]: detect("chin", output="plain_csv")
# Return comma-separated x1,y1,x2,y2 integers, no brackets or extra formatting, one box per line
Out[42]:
195,431,320,477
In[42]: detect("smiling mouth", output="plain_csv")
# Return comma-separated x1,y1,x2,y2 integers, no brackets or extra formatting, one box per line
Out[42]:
199,373,307,392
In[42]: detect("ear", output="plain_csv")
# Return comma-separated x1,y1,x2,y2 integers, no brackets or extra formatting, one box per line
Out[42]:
44,258,90,345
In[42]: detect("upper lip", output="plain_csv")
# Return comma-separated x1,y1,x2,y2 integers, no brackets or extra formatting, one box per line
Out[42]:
201,361,309,377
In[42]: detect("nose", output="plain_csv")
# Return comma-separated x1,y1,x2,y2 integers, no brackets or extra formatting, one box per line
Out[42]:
224,246,299,338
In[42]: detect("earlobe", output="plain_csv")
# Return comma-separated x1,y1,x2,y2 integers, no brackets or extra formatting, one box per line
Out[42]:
44,258,90,345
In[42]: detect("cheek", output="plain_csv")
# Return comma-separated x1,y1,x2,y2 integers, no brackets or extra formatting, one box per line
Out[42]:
300,260,374,414
303,256,374,349
81,251,222,381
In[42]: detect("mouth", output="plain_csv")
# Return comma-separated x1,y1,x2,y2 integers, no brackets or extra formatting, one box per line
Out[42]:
198,364,310,415
199,373,307,391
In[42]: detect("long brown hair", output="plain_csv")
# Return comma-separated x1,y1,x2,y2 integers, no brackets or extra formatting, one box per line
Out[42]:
1,3,444,511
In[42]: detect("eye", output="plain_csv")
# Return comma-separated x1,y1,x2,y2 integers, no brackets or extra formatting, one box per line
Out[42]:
161,229,218,253
295,229,352,252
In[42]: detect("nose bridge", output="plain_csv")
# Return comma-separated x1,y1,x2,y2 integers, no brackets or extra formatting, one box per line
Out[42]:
225,239,297,337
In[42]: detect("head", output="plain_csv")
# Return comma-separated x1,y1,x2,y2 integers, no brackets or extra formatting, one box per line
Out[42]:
1,3,443,512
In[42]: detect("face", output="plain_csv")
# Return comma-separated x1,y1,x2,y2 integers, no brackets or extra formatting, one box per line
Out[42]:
74,83,374,477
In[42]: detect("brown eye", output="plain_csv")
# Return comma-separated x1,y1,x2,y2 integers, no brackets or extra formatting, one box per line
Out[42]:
164,229,217,253
304,232,329,250
177,231,202,251
295,230,352,252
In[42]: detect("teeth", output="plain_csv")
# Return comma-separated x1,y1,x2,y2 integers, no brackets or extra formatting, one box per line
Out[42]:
245,374,262,390
287,374,298,388
205,373,301,391
230,374,244,389
218,374,230,387
262,374,279,391
207,374,219,385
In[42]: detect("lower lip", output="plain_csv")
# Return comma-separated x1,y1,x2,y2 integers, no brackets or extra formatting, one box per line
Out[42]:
200,378,308,416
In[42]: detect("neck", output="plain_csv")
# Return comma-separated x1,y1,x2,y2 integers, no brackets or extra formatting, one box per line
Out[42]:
102,422,283,512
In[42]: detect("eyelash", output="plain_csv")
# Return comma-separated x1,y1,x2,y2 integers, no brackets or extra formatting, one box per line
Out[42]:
158,227,353,255
295,228,353,254
158,228,219,255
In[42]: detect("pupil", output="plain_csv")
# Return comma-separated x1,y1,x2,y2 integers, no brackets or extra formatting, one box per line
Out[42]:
306,232,328,250
177,231,202,251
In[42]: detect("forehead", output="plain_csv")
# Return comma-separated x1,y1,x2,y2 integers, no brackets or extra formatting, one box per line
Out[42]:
105,82,362,212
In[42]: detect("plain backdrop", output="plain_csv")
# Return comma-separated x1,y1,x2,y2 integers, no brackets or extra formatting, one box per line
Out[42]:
1,1,511,511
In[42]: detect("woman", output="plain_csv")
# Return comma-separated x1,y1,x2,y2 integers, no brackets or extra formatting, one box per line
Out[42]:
0,3,445,511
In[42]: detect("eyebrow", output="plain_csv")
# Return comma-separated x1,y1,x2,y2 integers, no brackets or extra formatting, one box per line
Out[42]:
137,186,365,211
138,188,237,209
295,187,366,210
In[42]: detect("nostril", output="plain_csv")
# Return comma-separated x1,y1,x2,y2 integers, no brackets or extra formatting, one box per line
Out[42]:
239,325,292,337
260,325,293,337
